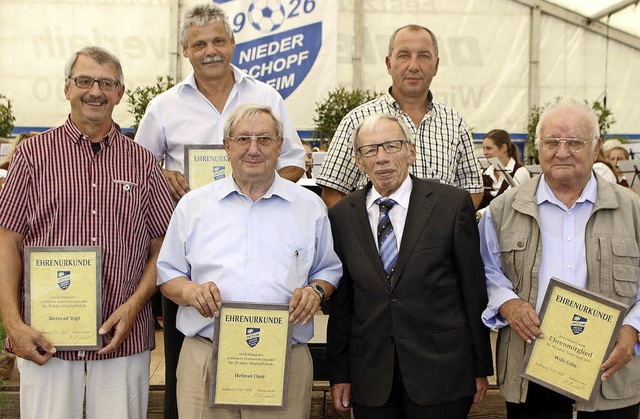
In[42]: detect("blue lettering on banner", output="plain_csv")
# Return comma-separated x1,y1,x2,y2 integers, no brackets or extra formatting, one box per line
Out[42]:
233,23,321,99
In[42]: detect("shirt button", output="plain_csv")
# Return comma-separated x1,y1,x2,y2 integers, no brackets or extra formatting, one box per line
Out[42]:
567,265,572,269
567,236,572,241
92,184,97,188
91,237,97,242
92,210,97,215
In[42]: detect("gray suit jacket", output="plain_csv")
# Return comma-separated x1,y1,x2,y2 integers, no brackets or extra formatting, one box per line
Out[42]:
327,177,494,406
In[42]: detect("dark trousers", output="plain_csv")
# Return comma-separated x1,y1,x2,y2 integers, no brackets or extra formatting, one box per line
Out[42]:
353,354,473,419
162,296,185,419
506,382,640,419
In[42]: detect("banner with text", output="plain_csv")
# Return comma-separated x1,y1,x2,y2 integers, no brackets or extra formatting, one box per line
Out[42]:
214,0,337,128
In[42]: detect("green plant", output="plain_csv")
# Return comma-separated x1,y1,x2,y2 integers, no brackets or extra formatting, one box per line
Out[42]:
126,76,175,133
524,98,616,164
313,86,382,147
0,94,16,139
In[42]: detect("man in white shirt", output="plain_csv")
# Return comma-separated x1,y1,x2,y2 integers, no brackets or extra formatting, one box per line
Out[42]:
157,104,341,419
136,6,305,416
136,3,305,201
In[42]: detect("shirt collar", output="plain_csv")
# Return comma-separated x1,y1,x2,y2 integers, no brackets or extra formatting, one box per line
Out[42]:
62,116,117,148
385,88,434,113
366,175,412,211
219,172,293,203
536,173,598,208
178,65,256,94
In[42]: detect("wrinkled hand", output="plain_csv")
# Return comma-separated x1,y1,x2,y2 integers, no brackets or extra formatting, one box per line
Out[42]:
288,286,320,325
474,377,489,404
186,282,222,318
162,169,190,201
331,383,352,412
5,322,55,365
499,298,543,343
601,325,638,382
98,301,138,354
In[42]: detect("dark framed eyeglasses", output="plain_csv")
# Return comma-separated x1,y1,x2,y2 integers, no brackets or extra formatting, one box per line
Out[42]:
357,140,407,157
227,136,280,147
68,76,120,92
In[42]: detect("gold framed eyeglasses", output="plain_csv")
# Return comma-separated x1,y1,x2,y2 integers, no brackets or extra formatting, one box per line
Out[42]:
540,137,595,153
227,136,280,147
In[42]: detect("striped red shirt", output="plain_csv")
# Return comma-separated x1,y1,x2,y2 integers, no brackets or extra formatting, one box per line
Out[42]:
0,117,174,360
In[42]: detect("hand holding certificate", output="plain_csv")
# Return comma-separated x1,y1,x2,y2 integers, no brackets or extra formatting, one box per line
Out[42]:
25,246,102,351
210,303,292,410
521,278,627,403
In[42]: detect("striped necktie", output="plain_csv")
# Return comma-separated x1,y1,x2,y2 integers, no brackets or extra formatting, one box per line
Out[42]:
375,198,398,276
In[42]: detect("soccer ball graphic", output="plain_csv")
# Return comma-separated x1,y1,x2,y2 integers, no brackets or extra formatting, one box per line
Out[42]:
248,0,286,33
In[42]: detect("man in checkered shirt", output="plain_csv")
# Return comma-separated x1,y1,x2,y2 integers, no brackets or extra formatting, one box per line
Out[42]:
317,24,483,208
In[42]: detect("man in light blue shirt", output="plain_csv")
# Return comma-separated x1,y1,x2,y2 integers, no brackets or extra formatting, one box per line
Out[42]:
479,102,640,418
157,103,342,419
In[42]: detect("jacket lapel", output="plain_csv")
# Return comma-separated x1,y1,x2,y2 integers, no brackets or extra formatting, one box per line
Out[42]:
349,186,392,288
389,178,435,289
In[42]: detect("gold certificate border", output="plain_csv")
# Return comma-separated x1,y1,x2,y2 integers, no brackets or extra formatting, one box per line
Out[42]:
24,246,103,351
209,302,293,410
521,277,627,404
184,144,232,190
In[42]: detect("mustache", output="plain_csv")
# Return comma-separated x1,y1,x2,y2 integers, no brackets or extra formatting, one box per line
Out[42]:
201,55,225,65
81,94,107,105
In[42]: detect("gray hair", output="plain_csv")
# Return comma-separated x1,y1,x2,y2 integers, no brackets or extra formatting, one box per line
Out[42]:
351,114,415,155
535,102,600,150
64,46,124,86
181,3,234,48
388,24,439,58
223,104,284,140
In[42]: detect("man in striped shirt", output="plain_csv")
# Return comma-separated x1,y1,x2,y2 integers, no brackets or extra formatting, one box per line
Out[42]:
0,47,174,419
317,24,483,208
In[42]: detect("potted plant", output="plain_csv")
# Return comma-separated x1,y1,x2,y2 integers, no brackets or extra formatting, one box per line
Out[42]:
0,94,16,140
126,75,175,134
313,86,382,149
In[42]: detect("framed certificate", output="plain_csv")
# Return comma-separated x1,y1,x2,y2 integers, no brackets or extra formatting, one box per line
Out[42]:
521,278,627,403
24,246,102,350
184,145,232,190
210,302,292,410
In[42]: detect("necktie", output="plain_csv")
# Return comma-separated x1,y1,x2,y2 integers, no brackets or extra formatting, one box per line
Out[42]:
375,198,398,276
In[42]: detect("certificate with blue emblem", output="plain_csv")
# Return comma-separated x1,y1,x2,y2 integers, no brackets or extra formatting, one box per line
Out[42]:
521,278,627,403
24,246,102,350
210,302,292,409
184,145,232,190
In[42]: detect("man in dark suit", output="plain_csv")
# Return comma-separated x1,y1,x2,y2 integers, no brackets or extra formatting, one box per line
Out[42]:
327,113,494,418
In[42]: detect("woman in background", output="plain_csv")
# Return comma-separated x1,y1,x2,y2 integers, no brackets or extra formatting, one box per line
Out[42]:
477,129,530,211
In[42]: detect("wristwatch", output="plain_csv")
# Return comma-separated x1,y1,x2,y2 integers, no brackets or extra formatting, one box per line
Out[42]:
306,283,326,303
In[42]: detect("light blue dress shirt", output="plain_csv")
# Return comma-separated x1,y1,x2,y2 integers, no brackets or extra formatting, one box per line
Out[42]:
157,173,343,344
479,174,640,352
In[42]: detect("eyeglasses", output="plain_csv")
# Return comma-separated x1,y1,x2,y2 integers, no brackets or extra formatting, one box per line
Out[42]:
357,140,406,157
227,136,280,147
540,137,594,153
68,76,120,92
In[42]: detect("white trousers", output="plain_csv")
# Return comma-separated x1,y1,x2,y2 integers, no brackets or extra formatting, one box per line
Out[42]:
17,351,150,419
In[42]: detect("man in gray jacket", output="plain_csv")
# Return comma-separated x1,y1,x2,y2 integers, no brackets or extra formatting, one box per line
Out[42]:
479,102,640,419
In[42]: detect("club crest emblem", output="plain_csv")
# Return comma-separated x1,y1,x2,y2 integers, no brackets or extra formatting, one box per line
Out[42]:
213,166,226,181
246,328,260,348
571,314,587,335
57,271,71,290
